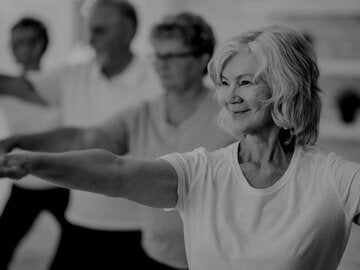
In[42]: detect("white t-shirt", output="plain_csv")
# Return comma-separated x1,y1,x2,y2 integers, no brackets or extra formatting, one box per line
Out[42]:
32,56,162,230
317,126,360,270
161,142,360,270
99,92,234,268
0,70,61,189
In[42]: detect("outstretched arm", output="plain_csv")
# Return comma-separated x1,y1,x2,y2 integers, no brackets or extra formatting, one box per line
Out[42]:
0,127,123,155
0,149,178,208
0,74,47,106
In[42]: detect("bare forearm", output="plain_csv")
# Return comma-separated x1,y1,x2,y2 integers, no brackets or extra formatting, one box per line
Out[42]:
0,149,178,208
27,149,125,196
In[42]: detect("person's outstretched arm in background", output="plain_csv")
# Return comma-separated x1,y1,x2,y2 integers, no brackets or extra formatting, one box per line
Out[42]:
0,74,46,105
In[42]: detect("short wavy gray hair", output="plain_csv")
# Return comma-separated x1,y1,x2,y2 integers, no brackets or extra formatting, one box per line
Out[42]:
208,25,322,145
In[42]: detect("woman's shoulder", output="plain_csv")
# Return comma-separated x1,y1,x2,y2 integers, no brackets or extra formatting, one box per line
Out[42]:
296,145,329,164
296,145,359,172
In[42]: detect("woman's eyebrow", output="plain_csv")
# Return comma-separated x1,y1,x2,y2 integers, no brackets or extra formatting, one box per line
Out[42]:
236,73,254,80
221,73,254,81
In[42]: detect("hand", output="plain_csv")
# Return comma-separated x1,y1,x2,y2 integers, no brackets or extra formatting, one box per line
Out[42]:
0,152,30,180
0,137,17,155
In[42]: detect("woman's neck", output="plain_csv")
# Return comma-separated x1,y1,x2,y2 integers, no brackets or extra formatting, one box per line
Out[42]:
239,128,294,165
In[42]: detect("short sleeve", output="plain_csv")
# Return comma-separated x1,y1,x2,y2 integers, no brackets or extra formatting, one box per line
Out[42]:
159,148,209,212
329,153,360,220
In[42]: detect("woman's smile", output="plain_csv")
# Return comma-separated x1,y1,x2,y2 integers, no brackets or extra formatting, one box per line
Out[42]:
227,103,251,115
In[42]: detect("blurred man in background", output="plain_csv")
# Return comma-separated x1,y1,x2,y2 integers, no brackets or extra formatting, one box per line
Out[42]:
1,0,162,269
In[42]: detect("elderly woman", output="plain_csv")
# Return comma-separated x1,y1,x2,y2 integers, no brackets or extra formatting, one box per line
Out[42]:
0,25,359,270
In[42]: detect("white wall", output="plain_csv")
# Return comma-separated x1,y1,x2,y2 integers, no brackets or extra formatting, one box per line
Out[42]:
1,0,359,73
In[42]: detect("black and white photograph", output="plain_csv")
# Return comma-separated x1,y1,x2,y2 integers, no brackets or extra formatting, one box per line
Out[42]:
0,0,359,269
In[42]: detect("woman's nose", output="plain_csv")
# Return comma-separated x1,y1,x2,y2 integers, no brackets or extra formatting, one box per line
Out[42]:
226,83,242,102
229,94,243,104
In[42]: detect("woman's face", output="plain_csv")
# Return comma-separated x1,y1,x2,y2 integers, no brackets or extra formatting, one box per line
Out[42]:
151,37,205,93
218,51,274,138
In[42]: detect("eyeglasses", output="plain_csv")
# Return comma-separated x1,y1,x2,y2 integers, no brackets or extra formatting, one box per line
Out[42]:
150,51,196,62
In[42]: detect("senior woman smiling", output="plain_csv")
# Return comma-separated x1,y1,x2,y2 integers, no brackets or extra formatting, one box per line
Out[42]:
0,25,359,270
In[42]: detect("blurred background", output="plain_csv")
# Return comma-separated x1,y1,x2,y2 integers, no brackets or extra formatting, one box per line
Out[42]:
0,0,359,269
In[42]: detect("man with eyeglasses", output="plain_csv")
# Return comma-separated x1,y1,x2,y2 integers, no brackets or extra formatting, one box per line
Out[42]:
130,12,234,269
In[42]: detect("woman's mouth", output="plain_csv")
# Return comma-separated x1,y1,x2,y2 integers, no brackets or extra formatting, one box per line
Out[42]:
227,104,250,114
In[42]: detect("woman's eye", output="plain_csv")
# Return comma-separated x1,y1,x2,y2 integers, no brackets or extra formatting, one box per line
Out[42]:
239,80,252,86
221,80,229,86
